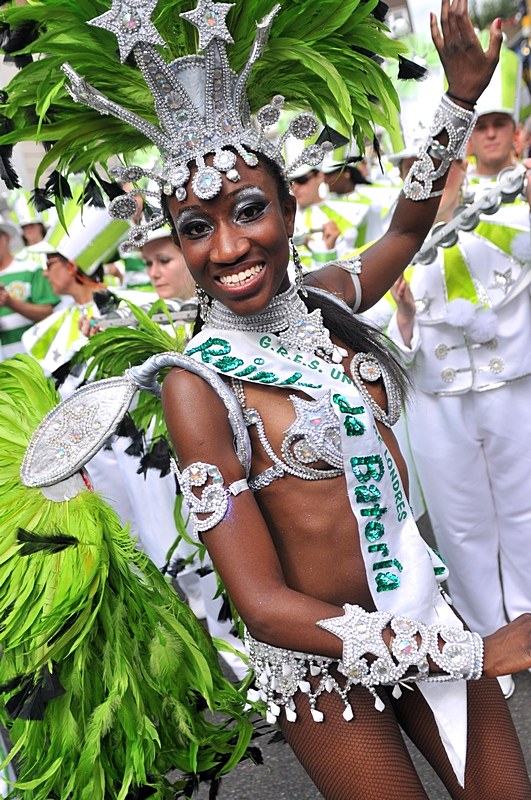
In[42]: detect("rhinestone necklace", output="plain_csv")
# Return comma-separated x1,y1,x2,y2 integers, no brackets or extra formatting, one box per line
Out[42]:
206,285,348,364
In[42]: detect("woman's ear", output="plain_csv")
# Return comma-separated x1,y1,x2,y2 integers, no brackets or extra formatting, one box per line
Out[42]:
283,193,297,238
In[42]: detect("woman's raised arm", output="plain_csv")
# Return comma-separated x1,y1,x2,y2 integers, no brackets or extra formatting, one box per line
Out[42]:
306,0,502,311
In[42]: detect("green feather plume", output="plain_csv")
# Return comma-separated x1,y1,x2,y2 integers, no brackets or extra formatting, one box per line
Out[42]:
0,355,254,799
0,0,405,192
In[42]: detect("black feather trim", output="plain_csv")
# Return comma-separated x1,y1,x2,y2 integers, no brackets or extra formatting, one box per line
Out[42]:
0,145,20,189
82,178,106,208
136,438,171,478
216,594,232,623
372,134,384,173
316,125,349,149
125,786,157,799
398,56,428,81
44,170,72,200
17,528,78,556
365,0,389,22
0,21,39,54
93,289,120,314
97,176,126,200
2,666,65,720
30,187,55,211
5,53,33,69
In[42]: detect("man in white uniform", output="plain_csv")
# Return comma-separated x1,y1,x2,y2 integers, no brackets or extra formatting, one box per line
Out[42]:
387,70,530,698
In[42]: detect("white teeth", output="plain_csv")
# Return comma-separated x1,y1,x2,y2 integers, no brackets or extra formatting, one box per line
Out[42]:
219,264,264,286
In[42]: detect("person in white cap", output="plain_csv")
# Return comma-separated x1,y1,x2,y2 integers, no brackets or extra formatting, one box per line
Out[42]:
140,227,196,301
387,42,531,701
0,217,59,360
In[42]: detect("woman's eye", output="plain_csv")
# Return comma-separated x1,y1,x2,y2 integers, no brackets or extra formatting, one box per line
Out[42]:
181,220,211,238
237,202,267,222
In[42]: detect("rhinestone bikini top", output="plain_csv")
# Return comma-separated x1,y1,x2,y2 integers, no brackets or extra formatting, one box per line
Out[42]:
231,380,343,491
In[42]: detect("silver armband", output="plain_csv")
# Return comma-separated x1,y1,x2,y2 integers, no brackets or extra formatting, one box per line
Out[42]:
403,94,478,202
176,460,249,538
330,255,363,313
317,604,483,694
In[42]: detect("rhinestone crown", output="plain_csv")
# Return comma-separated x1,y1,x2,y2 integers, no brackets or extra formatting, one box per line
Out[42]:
62,0,333,247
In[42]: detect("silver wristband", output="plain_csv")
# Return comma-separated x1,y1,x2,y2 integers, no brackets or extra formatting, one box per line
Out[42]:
403,94,478,202
317,604,484,692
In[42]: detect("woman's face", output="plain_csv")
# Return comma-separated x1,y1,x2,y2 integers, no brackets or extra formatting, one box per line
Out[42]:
141,236,195,300
167,156,296,316
44,255,77,296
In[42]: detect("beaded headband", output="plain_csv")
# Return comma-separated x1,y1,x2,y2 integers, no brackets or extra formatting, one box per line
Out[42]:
62,0,334,248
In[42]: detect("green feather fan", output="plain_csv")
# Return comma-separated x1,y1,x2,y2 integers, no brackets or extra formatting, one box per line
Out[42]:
0,355,254,799
0,0,405,192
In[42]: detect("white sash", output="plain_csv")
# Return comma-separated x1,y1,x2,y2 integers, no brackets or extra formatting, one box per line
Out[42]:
185,327,469,786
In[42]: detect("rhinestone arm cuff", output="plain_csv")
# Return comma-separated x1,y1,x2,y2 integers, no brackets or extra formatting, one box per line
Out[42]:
329,256,363,313
403,94,477,202
175,461,249,538
316,604,484,688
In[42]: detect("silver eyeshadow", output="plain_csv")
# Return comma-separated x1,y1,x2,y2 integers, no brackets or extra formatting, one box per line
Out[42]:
174,186,270,235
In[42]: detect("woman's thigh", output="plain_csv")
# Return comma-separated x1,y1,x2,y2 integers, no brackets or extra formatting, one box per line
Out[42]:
280,684,429,800
393,677,531,800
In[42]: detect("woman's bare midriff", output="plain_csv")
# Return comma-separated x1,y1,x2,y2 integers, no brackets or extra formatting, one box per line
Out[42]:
236,346,408,613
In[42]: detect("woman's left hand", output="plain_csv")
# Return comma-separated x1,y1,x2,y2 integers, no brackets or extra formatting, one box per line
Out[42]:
431,0,502,106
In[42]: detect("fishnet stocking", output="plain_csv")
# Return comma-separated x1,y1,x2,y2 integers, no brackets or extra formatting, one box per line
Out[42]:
279,673,530,800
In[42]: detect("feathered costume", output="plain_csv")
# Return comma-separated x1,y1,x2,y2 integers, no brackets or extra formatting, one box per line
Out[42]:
0,0,419,794
0,356,254,799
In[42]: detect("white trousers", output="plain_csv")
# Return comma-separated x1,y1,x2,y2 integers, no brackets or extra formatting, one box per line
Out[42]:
405,380,531,636
86,438,179,568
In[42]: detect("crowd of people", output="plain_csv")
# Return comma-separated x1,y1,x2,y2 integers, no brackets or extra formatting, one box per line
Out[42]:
0,0,529,798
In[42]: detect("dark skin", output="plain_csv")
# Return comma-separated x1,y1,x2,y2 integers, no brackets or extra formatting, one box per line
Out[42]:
162,6,531,797
162,0,531,685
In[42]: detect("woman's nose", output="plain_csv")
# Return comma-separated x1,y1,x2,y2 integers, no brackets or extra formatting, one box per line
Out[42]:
210,222,250,264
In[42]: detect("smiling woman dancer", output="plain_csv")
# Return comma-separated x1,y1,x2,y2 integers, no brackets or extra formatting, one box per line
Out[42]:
160,6,530,799
2,0,531,798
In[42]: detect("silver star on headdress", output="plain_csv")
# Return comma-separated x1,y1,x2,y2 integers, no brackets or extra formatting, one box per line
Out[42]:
90,0,165,62
180,0,235,50
62,0,333,249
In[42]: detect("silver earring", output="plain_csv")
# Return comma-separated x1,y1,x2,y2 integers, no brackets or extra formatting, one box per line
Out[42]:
195,284,211,321
290,238,308,297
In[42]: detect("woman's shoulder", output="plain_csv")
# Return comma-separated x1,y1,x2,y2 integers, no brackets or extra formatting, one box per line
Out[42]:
162,363,251,473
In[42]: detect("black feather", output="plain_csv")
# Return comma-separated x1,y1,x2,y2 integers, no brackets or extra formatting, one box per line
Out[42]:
316,125,349,149
5,53,33,69
2,666,64,721
44,170,72,200
136,438,171,478
82,178,106,208
0,21,39,54
0,145,20,189
17,528,79,556
96,176,126,201
398,56,428,81
30,187,55,211
93,289,120,314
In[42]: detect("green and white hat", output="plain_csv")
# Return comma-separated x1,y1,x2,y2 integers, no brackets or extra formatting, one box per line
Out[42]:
475,34,522,120
7,189,55,229
44,188,131,275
